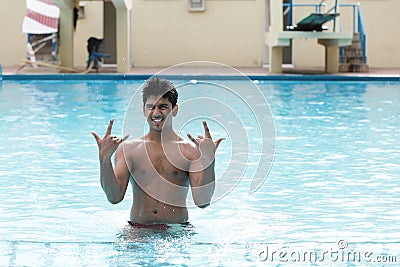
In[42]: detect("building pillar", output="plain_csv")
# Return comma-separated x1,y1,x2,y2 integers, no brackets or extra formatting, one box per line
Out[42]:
269,46,283,73
267,0,283,73
324,46,340,74
53,0,74,69
112,0,132,73
318,39,342,74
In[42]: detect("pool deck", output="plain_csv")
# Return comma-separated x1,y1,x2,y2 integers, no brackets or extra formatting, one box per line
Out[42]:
1,65,399,80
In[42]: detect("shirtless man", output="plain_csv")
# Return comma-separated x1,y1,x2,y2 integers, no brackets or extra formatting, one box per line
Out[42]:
91,77,223,227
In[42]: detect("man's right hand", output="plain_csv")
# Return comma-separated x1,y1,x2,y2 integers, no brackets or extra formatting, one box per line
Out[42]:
91,119,129,160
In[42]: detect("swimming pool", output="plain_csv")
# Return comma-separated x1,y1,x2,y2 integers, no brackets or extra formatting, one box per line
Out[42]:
0,76,399,266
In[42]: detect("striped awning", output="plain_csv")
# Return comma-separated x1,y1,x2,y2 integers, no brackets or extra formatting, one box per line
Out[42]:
22,0,60,34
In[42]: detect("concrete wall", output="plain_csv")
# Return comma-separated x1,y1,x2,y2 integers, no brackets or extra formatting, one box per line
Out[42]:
131,0,264,67
0,1,28,67
354,0,400,68
73,1,104,67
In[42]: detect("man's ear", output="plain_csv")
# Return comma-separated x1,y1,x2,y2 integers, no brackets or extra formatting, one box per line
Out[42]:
172,104,178,117
142,105,145,116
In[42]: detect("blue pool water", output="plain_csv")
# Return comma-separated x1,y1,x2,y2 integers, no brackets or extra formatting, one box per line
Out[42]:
0,78,399,266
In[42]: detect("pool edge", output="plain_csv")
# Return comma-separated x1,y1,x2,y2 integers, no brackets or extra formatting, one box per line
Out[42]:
2,73,400,82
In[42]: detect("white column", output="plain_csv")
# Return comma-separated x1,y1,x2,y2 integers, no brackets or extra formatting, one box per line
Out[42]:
318,39,342,74
112,0,132,73
267,0,283,73
53,0,74,69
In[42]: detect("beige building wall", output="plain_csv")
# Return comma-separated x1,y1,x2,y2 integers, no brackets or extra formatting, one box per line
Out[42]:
1,0,399,69
131,0,264,67
289,0,400,68
73,1,104,67
355,0,400,68
0,1,28,67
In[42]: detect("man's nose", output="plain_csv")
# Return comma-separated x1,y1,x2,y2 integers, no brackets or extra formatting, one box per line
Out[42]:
152,106,162,116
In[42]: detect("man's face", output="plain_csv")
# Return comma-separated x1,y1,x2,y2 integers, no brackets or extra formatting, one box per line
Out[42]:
143,95,178,132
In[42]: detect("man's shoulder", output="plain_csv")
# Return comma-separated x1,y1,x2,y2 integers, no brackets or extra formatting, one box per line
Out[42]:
120,137,145,150
125,137,145,144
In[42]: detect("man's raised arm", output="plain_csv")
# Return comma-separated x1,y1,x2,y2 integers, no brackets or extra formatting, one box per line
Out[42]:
91,119,130,204
187,120,224,208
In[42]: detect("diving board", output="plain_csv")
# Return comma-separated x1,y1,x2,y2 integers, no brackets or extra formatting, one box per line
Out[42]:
288,13,340,31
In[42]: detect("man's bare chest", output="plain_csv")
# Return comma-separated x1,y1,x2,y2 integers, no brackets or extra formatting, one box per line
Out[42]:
129,145,190,186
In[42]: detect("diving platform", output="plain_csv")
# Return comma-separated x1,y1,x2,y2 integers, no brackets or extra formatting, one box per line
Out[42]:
266,31,353,73
266,0,353,74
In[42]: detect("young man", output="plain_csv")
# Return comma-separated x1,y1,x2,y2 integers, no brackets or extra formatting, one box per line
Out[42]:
91,77,223,228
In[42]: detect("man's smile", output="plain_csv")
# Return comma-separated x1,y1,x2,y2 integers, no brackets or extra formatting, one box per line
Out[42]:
152,117,164,125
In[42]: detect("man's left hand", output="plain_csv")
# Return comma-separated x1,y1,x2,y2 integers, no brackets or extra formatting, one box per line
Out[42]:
187,120,224,162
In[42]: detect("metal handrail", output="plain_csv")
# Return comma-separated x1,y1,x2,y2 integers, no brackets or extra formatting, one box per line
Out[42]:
283,1,337,30
340,3,367,63
283,2,327,26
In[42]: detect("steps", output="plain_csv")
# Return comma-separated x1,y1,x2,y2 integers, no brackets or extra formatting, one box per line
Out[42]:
339,33,369,72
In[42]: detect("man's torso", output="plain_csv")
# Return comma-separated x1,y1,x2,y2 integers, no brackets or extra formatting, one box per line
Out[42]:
123,137,198,224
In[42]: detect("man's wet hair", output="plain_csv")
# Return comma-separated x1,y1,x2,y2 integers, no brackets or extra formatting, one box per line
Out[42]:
142,77,178,107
